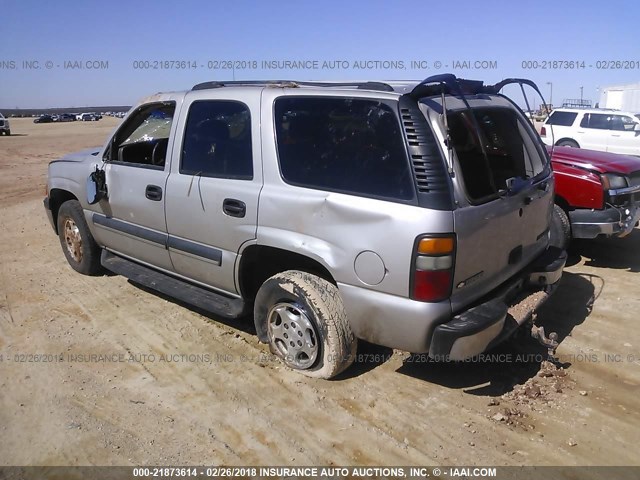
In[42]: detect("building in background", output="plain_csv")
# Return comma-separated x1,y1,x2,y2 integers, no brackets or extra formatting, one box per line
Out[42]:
599,82,640,112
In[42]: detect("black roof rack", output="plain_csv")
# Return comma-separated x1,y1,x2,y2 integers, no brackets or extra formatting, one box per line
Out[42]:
191,80,394,92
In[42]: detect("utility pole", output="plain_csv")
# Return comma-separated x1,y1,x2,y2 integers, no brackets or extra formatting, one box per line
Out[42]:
546,81,553,110
580,86,583,102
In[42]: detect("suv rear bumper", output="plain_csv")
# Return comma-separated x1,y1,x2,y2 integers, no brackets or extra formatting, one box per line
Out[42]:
569,205,640,239
338,246,566,355
428,246,566,361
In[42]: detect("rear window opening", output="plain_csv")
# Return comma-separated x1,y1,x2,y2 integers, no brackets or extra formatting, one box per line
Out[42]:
448,108,545,202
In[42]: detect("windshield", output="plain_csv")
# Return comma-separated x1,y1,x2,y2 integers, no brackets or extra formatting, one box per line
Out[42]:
448,108,546,202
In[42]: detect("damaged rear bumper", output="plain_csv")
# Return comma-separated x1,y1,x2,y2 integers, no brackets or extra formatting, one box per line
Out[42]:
428,246,567,361
569,205,640,239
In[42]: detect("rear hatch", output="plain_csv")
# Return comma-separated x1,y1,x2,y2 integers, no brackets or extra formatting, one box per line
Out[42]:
421,95,553,312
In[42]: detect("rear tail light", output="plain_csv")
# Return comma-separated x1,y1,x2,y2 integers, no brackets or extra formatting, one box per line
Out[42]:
540,126,547,137
411,235,455,302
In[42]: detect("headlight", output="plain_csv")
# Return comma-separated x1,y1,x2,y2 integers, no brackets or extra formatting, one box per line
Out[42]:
601,173,628,190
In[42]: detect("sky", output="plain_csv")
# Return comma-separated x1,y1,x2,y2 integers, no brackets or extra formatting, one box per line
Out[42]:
1,0,639,109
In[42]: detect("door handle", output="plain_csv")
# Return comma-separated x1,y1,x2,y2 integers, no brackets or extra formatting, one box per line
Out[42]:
223,198,246,218
145,185,163,201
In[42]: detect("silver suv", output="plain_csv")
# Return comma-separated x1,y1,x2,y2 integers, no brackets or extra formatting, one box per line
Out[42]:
44,75,566,379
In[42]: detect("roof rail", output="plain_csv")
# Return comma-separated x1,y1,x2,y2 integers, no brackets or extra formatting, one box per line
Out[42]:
191,80,394,92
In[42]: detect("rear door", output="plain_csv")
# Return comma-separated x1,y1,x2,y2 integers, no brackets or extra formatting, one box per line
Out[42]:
164,91,261,294
445,106,553,310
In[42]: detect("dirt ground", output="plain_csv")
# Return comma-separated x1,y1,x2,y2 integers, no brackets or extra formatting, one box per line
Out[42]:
0,118,639,467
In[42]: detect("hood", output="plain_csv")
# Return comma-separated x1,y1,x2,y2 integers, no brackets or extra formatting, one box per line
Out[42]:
547,145,640,175
52,147,102,163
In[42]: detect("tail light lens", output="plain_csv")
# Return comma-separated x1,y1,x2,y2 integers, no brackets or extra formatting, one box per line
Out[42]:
411,235,455,302
540,126,546,137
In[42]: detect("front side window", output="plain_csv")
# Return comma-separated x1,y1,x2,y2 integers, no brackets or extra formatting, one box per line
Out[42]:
611,115,637,132
181,100,253,179
448,108,546,202
584,113,610,130
274,97,414,201
106,102,175,168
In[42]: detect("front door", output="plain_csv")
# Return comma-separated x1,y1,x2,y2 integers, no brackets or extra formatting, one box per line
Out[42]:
607,114,640,155
91,101,177,271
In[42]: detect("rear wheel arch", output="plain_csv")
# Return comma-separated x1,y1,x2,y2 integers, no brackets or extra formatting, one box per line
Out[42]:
237,245,337,338
49,189,79,234
555,138,580,148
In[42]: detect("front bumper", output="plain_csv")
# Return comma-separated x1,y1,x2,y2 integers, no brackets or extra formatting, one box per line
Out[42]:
43,197,56,232
428,247,567,361
569,205,640,239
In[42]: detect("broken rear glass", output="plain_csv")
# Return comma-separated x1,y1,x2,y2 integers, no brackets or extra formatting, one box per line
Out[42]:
448,108,544,202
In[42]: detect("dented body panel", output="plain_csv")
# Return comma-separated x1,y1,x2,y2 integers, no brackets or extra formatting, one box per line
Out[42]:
45,78,566,359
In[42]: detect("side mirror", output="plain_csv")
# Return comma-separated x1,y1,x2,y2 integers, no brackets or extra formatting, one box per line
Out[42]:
634,123,640,132
86,166,107,205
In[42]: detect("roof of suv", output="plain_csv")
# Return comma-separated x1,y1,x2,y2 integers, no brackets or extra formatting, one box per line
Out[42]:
188,76,542,99
190,79,427,95
551,107,635,115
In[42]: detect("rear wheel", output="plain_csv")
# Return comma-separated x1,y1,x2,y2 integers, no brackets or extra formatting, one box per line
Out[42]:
549,204,571,250
57,200,103,275
254,270,356,379
557,139,579,148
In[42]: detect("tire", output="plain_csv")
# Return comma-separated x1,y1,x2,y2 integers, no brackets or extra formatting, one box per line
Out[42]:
549,204,571,250
6,130,10,136
254,270,357,379
57,200,103,275
557,139,579,148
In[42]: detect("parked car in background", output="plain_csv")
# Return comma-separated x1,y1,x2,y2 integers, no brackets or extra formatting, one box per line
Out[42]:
58,113,76,122
541,108,640,156
81,113,98,121
549,145,640,248
34,115,54,124
0,113,10,135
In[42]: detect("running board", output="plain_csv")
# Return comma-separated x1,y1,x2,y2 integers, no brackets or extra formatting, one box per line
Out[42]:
101,250,245,319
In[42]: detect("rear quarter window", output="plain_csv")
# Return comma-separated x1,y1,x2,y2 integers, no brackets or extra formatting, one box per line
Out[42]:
546,111,578,126
274,97,415,201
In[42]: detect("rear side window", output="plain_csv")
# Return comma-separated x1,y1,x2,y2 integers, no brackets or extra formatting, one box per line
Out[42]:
181,100,253,179
448,108,546,202
582,113,610,130
274,97,414,201
546,111,577,126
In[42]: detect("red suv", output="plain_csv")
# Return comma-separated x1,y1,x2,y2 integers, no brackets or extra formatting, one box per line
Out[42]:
549,145,640,248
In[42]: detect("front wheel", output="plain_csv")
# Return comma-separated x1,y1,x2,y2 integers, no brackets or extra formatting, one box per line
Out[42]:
254,270,357,379
57,200,103,275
